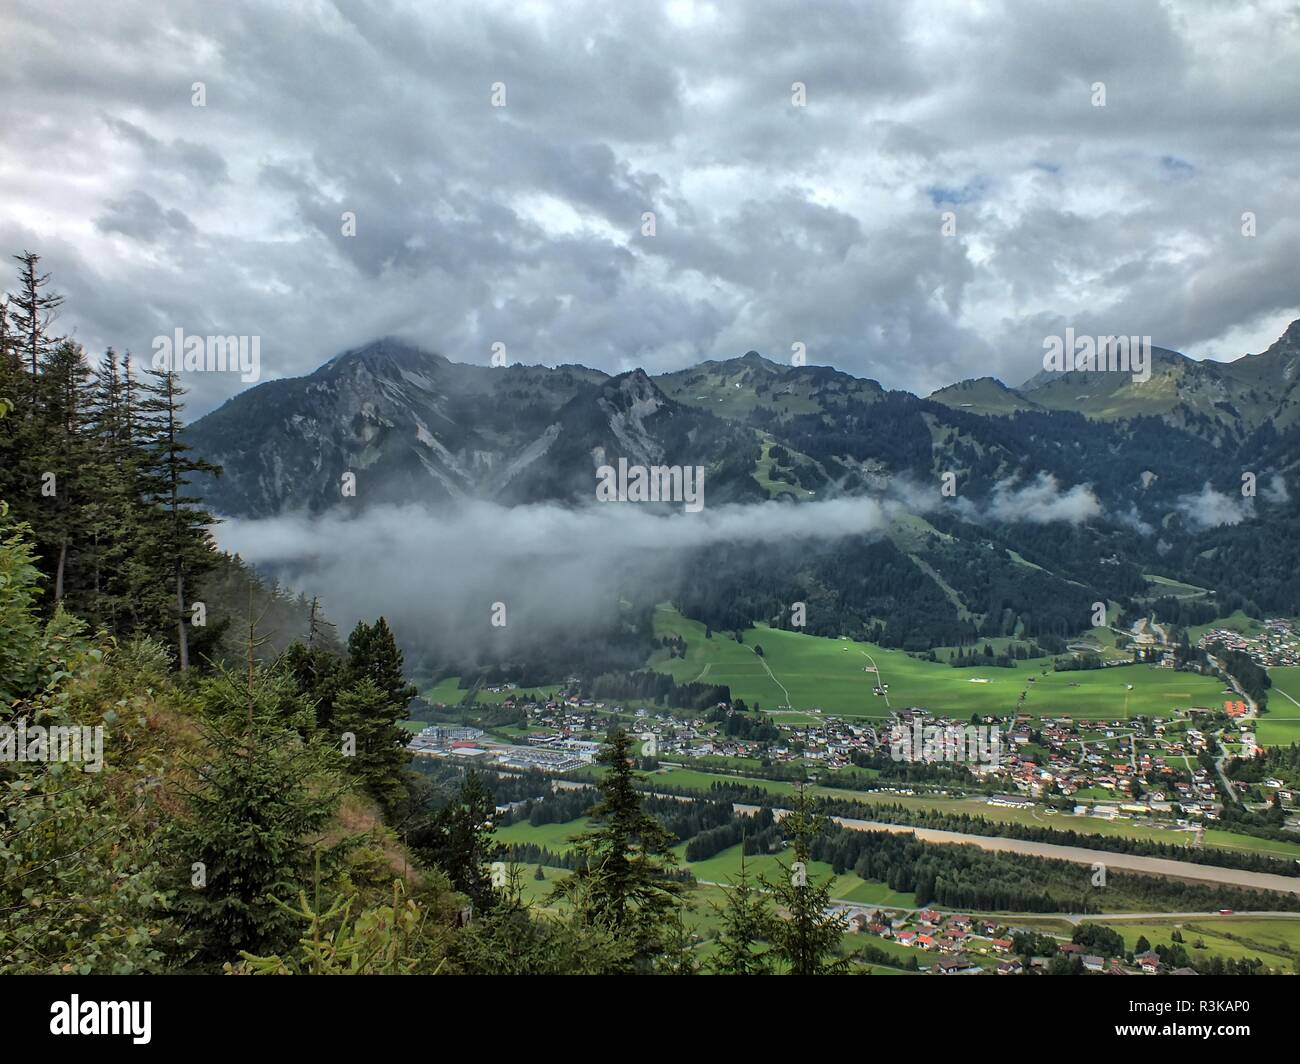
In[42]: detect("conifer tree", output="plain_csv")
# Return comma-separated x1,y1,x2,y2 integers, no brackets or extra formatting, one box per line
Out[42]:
283,638,347,730
168,665,345,965
333,676,413,811
410,769,500,913
710,846,776,974
346,617,417,706
37,340,96,604
7,251,63,380
135,369,220,669
550,729,682,967
761,786,851,975
80,348,144,632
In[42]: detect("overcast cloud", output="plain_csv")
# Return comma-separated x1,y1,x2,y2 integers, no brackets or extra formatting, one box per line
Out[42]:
2,0,1298,416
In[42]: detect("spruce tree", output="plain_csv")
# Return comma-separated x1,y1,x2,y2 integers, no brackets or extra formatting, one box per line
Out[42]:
710,846,776,974
135,369,220,669
168,665,345,966
37,340,96,605
7,251,63,381
346,617,417,706
550,728,682,967
410,769,500,913
333,676,413,811
761,786,851,974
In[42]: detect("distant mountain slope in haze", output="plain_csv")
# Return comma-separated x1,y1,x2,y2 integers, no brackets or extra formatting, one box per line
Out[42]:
188,338,609,516
1011,320,1300,438
656,350,886,418
188,338,766,516
185,323,1300,647
188,319,1300,521
927,376,1042,415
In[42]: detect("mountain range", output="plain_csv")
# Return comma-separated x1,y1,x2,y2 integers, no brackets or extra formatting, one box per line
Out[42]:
188,320,1300,650
189,319,1300,516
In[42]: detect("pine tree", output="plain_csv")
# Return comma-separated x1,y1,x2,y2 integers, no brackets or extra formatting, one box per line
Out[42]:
135,369,220,669
333,676,413,811
7,251,63,380
761,786,851,974
37,340,96,605
550,729,682,967
346,617,417,706
661,901,699,974
283,638,347,730
410,769,500,913
79,349,144,632
168,664,345,965
447,864,630,975
710,846,776,974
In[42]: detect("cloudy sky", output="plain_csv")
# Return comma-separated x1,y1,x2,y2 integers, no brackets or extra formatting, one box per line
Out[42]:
2,0,1298,415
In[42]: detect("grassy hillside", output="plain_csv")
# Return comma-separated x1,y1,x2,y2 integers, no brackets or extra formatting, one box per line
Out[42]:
651,604,1226,719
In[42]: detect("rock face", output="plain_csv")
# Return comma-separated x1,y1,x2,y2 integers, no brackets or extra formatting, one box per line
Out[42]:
188,323,1300,519
187,338,754,516
932,320,1300,435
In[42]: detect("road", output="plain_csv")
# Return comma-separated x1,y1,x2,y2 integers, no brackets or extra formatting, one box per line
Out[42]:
1208,652,1256,807
860,651,890,708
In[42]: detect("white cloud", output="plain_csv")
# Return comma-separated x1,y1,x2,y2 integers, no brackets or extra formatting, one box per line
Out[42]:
1176,482,1255,529
1,0,1297,415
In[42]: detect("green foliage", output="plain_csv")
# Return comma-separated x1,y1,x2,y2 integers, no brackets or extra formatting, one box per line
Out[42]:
550,729,684,968
334,677,412,811
165,666,348,966
760,788,851,975
409,769,501,913
347,617,417,708
234,872,445,975
448,865,632,975
710,848,776,975
0,633,177,973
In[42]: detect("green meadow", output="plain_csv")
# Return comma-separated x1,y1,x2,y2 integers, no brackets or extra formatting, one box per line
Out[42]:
494,813,914,909
423,676,469,706
1261,666,1300,747
1099,917,1300,971
651,605,1227,720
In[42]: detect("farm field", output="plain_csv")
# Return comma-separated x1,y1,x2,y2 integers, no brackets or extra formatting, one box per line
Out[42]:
650,605,1226,720
1098,917,1300,971
1258,718,1300,746
1268,666,1300,706
422,678,564,706
492,822,1300,972
495,817,592,852
422,677,468,706
677,842,915,908
495,813,917,909
1260,667,1300,746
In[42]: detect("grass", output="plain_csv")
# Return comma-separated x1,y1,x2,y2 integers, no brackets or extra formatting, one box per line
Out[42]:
494,817,591,852
1098,917,1300,970
676,841,914,908
1258,718,1300,747
1259,666,1300,746
1188,610,1268,643
423,676,468,706
650,604,1226,720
